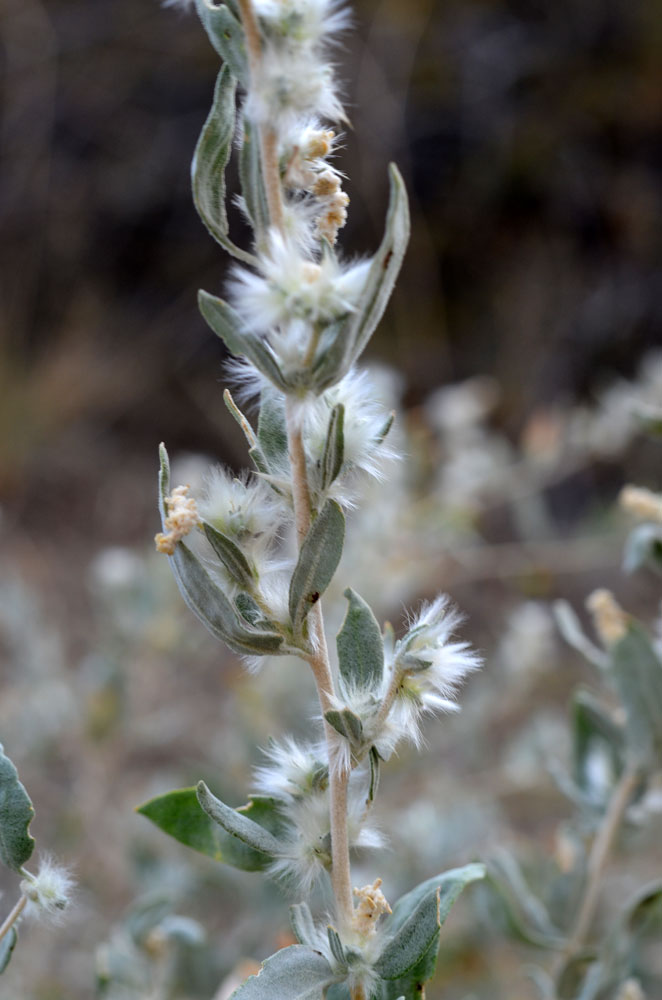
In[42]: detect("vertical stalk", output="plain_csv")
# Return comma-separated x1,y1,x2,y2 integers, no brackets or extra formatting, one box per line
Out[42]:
285,400,354,929
0,894,26,943
554,764,639,984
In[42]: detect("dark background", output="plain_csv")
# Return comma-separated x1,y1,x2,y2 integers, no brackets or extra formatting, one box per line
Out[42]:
2,0,661,542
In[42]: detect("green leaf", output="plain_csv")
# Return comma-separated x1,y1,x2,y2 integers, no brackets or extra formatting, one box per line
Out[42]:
203,521,255,589
137,787,281,872
483,853,566,950
0,744,35,872
374,888,442,980
623,523,662,576
224,388,258,449
197,781,282,858
158,444,284,656
368,746,381,802
321,404,345,491
377,864,486,998
290,902,316,947
288,500,345,633
572,689,624,808
198,291,289,391
609,624,662,770
240,116,270,236
312,165,410,391
198,291,288,389
257,386,289,473
336,588,384,693
195,0,248,84
327,926,347,969
191,65,255,265
324,708,364,750
0,927,17,975
229,944,335,999
171,541,285,656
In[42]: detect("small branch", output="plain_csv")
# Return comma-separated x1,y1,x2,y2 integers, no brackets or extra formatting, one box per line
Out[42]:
236,0,284,232
0,893,26,943
554,764,639,981
285,398,354,929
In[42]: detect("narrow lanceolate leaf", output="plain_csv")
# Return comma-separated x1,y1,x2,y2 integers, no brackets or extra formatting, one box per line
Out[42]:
321,404,344,492
368,746,381,803
230,945,335,1000
137,787,275,872
337,588,384,693
0,744,35,872
192,65,254,265
195,0,248,84
312,165,410,391
572,689,624,807
324,709,364,750
158,444,284,656
374,888,442,980
0,927,17,975
290,902,317,947
197,782,281,858
203,522,255,589
171,541,285,656
257,386,289,473
198,291,289,392
609,624,662,770
378,864,486,999
240,116,270,236
288,500,345,633
327,926,347,968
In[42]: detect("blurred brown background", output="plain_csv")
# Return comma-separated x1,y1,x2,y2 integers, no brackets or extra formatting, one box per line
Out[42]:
2,0,661,538
1,0,662,997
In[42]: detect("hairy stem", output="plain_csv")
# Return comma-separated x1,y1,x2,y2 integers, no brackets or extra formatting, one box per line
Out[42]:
285,398,354,930
0,893,26,943
236,0,284,232
554,764,639,983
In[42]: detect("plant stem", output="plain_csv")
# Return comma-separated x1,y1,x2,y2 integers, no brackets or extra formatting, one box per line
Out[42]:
285,399,354,930
0,894,26,943
236,0,284,232
554,764,639,982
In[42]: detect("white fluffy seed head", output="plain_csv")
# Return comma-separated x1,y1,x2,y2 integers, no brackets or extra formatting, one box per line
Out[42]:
229,233,369,336
21,857,75,922
199,467,284,553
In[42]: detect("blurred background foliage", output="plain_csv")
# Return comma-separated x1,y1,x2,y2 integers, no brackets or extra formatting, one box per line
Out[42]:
1,0,662,997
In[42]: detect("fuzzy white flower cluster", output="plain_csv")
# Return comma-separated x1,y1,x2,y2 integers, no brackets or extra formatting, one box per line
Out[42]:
20,857,75,922
337,597,482,761
252,737,383,893
248,0,349,129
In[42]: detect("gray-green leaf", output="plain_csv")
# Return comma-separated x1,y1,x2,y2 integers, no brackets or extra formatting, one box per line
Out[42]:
158,444,284,656
198,291,289,391
240,116,270,237
374,887,442,980
229,944,335,999
321,404,345,492
290,902,316,947
197,782,282,859
192,65,254,265
337,588,384,693
623,523,662,576
609,624,662,770
288,500,345,633
203,521,255,589
324,708,364,750
195,0,248,84
312,165,410,391
0,926,17,975
0,744,35,873
257,386,289,473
